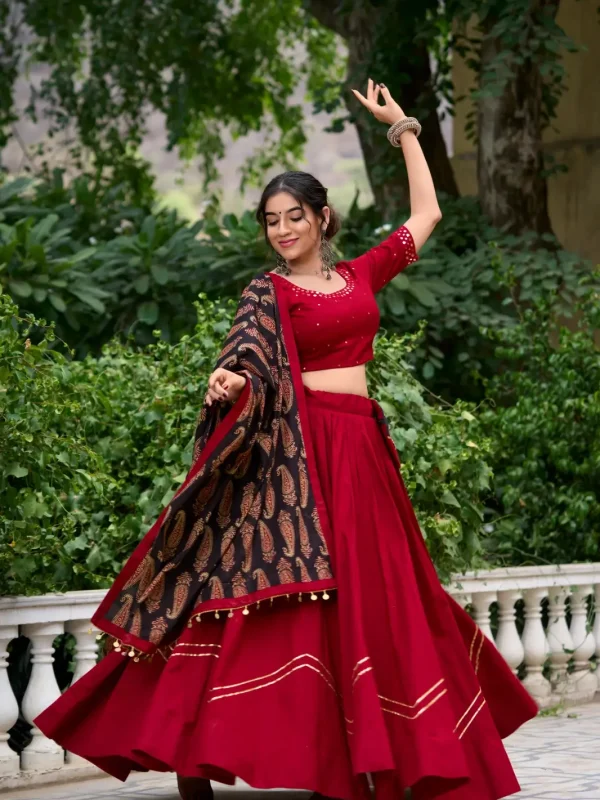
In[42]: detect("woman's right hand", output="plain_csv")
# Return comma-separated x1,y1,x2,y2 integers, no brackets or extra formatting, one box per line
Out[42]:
204,368,246,407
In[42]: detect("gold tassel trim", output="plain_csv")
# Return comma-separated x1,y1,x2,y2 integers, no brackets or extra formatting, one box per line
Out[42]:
186,587,335,626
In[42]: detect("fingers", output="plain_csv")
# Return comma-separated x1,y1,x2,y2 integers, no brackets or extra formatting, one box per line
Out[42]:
352,78,384,111
379,83,393,104
351,88,371,110
367,77,374,103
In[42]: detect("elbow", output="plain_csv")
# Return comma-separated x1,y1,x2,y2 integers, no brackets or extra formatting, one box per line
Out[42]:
431,208,442,226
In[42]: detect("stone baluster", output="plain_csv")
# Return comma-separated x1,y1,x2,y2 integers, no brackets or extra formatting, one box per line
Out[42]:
569,585,597,702
471,591,497,642
66,620,100,684
495,590,525,675
20,622,65,772
546,587,574,698
64,620,100,766
521,588,551,704
454,593,472,610
0,626,20,777
593,584,600,664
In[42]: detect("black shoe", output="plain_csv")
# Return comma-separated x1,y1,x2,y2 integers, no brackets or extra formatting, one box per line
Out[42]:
176,775,214,800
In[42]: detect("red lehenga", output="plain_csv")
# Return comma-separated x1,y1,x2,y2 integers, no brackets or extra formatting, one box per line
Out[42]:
36,226,537,800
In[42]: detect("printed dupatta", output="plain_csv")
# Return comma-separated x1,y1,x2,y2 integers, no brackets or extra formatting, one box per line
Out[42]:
92,274,336,656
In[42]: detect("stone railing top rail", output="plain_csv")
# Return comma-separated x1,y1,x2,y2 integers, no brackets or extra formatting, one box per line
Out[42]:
447,562,600,596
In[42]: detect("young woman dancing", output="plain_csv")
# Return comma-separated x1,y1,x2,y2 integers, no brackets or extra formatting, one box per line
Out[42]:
36,80,537,800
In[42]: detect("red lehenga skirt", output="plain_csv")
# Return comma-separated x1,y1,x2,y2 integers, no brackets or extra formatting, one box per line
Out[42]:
36,387,537,800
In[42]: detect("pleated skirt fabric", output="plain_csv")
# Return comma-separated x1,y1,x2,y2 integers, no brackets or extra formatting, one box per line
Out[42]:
35,387,537,800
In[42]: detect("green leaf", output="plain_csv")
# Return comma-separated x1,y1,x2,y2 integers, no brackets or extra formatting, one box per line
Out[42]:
133,275,150,294
137,301,159,324
150,264,169,285
8,280,32,298
441,490,461,508
68,247,97,264
49,293,67,312
408,283,437,307
70,290,106,313
22,493,38,518
6,464,28,478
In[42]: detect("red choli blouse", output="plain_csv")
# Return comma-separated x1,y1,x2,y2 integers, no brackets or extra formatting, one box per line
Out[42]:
270,225,418,372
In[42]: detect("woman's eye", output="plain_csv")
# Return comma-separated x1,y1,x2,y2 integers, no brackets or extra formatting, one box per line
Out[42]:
290,217,303,223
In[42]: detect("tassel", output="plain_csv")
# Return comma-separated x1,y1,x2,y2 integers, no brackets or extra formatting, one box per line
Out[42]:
242,607,250,616
310,592,318,601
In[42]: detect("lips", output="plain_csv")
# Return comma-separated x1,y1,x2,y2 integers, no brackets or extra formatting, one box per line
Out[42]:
279,238,298,248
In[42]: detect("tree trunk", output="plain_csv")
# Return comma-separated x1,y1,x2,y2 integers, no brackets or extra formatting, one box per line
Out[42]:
307,0,459,218
477,1,558,237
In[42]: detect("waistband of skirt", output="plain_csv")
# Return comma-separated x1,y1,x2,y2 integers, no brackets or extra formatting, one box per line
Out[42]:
303,386,376,417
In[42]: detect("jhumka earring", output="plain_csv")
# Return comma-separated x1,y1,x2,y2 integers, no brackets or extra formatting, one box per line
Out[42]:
274,252,291,276
320,229,335,280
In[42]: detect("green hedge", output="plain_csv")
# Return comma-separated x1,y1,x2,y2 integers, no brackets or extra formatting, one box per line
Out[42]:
0,292,490,595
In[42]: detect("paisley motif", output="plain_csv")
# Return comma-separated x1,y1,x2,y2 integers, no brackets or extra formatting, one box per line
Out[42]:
276,557,295,584
130,608,142,638
250,490,263,520
258,520,276,563
247,326,274,359
228,446,253,478
242,289,260,303
278,509,295,558
227,321,249,337
238,341,271,370
218,335,243,360
217,480,234,529
193,470,221,516
264,477,276,519
232,571,249,598
257,307,276,334
123,552,154,592
162,509,186,561
276,463,297,505
296,557,312,583
149,616,168,645
241,521,255,573
298,458,309,508
281,417,298,458
167,572,192,619
220,526,237,572
240,481,257,518
235,302,255,320
252,568,271,590
296,506,313,559
312,508,329,556
257,433,273,457
143,570,166,614
212,428,247,470
281,371,294,414
183,518,205,552
112,593,134,629
314,556,333,580
209,575,225,600
193,525,214,573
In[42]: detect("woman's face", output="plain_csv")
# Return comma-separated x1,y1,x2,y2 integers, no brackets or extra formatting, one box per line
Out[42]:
264,191,329,262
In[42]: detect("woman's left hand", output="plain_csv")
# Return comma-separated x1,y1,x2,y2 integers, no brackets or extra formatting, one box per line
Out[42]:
351,78,406,126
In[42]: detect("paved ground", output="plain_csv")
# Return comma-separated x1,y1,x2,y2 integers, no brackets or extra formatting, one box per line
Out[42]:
4,702,600,800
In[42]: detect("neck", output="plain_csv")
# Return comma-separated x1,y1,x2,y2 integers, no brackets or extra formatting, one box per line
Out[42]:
286,247,325,276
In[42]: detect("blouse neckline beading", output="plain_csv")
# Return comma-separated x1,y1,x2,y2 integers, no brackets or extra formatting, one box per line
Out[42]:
275,265,355,299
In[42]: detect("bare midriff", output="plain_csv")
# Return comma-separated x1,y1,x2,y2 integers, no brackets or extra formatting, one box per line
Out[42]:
301,364,369,397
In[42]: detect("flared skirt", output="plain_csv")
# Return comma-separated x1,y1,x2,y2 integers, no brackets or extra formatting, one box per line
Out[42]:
36,387,538,800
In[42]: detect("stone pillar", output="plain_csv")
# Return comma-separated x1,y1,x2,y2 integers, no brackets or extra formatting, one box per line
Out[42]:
471,591,497,642
496,590,525,675
20,622,65,772
569,585,597,702
547,587,575,698
0,626,20,777
521,587,551,704
64,620,100,766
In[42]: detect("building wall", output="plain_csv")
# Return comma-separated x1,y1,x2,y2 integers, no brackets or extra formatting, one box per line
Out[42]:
451,0,600,264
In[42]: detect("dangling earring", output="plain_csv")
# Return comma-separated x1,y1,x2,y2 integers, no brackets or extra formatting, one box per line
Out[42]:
274,252,291,276
320,229,335,280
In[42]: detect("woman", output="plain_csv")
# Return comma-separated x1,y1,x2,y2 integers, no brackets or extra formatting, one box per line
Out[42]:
36,81,537,800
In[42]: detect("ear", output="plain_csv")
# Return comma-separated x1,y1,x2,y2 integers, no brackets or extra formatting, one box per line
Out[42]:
321,205,331,231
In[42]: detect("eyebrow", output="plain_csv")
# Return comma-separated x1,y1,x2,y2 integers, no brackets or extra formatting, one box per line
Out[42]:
264,206,302,217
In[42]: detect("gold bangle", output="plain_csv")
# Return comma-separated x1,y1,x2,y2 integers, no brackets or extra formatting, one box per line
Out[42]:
387,117,421,146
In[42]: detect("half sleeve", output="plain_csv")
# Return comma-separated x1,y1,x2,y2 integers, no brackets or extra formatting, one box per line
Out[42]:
349,225,418,294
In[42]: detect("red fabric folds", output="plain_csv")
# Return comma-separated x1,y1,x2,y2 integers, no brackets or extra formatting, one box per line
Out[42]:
36,387,537,800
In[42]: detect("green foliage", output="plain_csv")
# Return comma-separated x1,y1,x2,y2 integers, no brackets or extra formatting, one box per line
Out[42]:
369,329,491,582
480,286,600,567
0,293,110,594
1,293,491,595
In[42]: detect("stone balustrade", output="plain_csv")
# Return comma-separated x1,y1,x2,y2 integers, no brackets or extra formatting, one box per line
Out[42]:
1,563,600,790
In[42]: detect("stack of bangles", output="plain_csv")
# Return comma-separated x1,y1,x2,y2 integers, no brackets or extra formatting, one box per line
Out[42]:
387,116,422,146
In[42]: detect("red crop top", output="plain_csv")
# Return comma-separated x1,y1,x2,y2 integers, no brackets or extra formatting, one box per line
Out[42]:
270,225,418,372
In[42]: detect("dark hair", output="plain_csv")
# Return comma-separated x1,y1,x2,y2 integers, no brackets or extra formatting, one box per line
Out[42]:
255,171,341,247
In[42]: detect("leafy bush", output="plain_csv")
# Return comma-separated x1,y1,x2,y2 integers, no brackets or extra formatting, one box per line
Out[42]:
1,293,491,595
480,285,600,566
0,293,110,594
